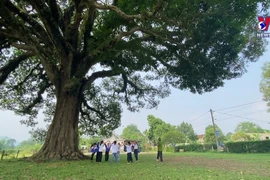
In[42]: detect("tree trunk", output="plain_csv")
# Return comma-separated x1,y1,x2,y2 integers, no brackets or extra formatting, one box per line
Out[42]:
32,89,85,160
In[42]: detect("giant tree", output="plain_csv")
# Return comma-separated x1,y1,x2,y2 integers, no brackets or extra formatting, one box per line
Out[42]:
0,0,268,160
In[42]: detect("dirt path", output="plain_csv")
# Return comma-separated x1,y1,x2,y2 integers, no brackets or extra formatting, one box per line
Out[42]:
165,156,270,177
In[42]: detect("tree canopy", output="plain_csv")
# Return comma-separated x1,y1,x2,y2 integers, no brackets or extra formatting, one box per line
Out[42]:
0,0,268,160
121,124,144,141
162,130,185,146
235,122,264,133
260,62,270,111
146,115,176,144
204,124,225,143
0,137,16,150
177,122,198,143
231,132,252,142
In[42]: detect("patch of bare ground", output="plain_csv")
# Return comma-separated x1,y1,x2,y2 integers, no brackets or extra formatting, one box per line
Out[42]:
165,156,270,177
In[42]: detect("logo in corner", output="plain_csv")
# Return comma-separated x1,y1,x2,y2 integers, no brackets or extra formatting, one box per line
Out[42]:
257,16,270,38
258,21,267,31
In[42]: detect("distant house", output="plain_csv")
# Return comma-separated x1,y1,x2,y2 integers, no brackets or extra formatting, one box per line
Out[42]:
102,133,125,152
246,133,270,141
103,133,124,143
198,134,204,144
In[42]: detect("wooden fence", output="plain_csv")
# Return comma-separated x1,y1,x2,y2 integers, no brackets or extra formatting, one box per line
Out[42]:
1,150,20,160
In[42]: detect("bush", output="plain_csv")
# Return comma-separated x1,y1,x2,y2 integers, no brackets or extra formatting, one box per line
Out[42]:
175,143,217,152
165,146,175,152
225,140,270,153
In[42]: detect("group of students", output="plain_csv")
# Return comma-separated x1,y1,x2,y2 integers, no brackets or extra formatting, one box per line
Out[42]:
89,140,139,164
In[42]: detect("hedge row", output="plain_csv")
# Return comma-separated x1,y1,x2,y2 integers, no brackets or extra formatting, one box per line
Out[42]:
225,140,270,153
174,140,270,153
175,143,217,152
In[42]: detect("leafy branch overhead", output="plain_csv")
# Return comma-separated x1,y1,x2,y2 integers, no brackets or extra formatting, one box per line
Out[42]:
0,0,269,159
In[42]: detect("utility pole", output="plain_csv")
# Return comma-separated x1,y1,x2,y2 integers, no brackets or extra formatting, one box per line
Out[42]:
210,109,220,152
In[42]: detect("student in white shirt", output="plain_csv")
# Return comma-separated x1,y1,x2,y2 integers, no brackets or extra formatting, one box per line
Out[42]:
117,142,121,161
110,141,119,163
97,140,104,163
133,141,139,162
124,141,133,163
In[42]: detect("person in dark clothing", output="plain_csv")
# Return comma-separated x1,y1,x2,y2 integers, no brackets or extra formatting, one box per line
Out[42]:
133,141,139,162
105,141,111,161
123,141,133,163
95,142,100,163
156,138,163,162
90,143,97,162
97,140,105,163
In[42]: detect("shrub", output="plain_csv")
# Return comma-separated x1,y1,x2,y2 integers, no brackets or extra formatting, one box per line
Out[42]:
165,146,175,152
225,140,270,153
175,143,217,152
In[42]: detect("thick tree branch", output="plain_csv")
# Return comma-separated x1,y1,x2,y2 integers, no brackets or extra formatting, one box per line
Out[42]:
82,98,106,120
86,70,121,85
24,0,69,56
117,73,143,95
4,0,52,46
47,0,61,23
19,77,51,114
11,43,36,52
63,4,75,30
93,0,165,20
115,26,141,41
93,2,142,20
82,8,96,54
14,63,42,89
0,52,35,84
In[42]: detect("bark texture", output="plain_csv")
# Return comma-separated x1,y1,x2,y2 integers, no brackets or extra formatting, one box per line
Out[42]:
32,90,85,160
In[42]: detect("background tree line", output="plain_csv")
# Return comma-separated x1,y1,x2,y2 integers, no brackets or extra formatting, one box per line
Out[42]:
2,116,269,153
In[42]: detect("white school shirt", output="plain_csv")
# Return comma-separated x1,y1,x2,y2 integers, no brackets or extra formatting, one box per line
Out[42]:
99,143,105,152
125,145,132,153
134,144,138,150
111,143,118,153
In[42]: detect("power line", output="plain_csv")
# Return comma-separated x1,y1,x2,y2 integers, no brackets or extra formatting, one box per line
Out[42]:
193,121,212,128
188,111,209,123
214,111,269,123
214,100,263,112
216,109,268,121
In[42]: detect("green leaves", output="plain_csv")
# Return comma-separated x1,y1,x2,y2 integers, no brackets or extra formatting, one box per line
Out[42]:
204,125,225,143
162,131,185,145
235,122,264,133
177,122,198,142
121,124,144,141
260,62,270,112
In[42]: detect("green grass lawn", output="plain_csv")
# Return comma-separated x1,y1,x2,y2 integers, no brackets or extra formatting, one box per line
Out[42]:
0,152,269,180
